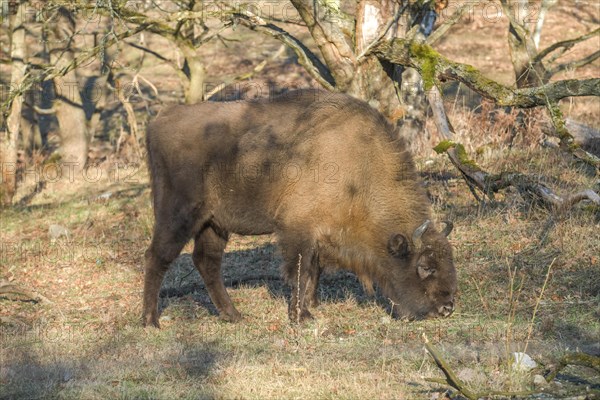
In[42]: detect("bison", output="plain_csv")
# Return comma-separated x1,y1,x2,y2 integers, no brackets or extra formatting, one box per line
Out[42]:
143,89,456,327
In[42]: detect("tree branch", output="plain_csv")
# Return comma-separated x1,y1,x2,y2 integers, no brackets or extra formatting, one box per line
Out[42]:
204,45,286,100
125,41,170,62
0,280,52,304
534,27,600,63
545,352,600,383
232,11,335,90
2,23,151,118
546,101,600,169
372,40,600,108
289,0,355,89
548,49,600,78
426,2,470,46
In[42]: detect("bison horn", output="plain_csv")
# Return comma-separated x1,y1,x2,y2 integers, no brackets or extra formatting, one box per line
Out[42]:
412,219,431,249
441,220,454,237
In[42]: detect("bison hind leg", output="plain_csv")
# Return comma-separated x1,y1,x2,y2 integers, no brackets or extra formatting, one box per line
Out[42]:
143,213,200,328
193,225,241,323
143,201,210,328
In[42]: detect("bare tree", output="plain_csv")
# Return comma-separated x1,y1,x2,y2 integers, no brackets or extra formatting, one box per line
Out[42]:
47,7,90,170
1,0,27,206
500,0,598,88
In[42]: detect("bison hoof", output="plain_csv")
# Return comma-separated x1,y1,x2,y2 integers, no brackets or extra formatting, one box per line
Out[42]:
220,309,242,323
143,315,161,328
289,309,314,323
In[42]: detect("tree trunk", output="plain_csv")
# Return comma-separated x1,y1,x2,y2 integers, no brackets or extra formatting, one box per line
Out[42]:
1,1,27,206
88,20,117,139
503,0,546,87
353,0,429,149
49,8,89,170
21,90,43,154
180,44,206,104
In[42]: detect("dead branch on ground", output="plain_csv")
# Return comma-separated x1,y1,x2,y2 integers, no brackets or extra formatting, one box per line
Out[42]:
423,336,537,399
0,280,52,304
545,352,600,383
423,336,599,399
433,141,600,211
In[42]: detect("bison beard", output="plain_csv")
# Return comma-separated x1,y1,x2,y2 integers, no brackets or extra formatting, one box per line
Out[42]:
142,89,457,327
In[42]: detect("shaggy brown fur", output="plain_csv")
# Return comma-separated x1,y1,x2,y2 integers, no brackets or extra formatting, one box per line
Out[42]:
143,89,456,327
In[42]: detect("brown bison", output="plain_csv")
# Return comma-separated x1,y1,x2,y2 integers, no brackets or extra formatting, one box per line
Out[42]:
143,89,456,327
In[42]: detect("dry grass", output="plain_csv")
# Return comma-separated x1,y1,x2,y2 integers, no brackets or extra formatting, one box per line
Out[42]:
1,143,599,399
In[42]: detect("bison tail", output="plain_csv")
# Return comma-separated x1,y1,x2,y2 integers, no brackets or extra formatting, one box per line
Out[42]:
145,125,163,216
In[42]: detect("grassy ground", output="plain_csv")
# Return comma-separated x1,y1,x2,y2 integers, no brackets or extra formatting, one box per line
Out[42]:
2,1,600,399
1,145,599,399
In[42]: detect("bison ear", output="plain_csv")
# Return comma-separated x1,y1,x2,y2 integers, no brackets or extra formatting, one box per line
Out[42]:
418,264,435,280
387,233,409,258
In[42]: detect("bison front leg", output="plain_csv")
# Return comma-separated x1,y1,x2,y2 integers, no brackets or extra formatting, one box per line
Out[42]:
283,246,319,323
193,227,242,322
305,263,322,308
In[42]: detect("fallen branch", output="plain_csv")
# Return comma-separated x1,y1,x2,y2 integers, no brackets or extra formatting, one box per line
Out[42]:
433,141,600,211
0,280,52,304
545,102,600,170
545,352,600,383
423,335,537,399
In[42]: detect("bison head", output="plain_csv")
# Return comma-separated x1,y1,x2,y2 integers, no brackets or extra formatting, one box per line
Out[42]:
385,220,456,320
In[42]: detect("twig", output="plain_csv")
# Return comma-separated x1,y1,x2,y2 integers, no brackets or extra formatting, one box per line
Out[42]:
548,49,600,78
423,335,479,400
296,253,302,324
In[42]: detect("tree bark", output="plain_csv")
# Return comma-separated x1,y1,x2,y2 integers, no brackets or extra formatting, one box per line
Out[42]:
352,0,431,149
180,44,206,104
49,7,89,171
88,21,117,140
1,1,27,206
501,0,546,87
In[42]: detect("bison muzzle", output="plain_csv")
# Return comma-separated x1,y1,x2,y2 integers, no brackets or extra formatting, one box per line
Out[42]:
143,89,457,327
